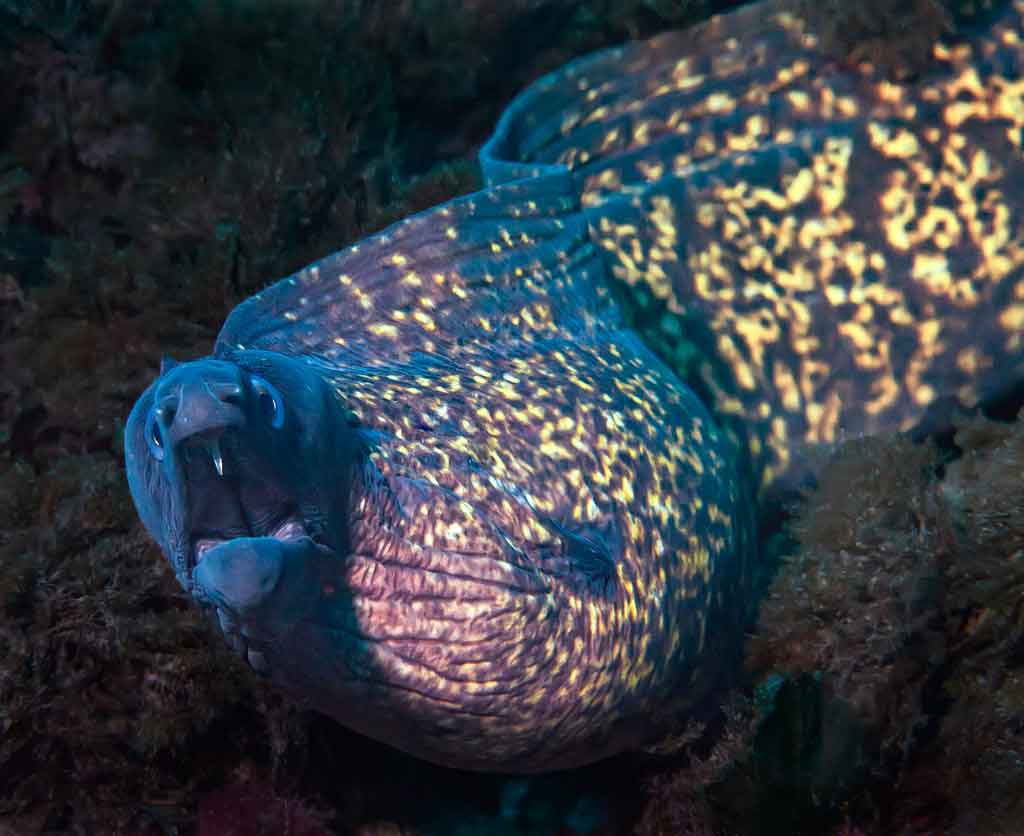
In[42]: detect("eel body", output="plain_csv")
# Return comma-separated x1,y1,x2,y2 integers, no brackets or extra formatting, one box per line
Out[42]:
125,0,1024,772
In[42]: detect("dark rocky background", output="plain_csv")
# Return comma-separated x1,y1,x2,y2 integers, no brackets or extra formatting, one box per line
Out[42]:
0,1,1021,834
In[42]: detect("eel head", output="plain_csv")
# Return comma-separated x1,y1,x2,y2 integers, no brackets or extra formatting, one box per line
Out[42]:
124,350,357,646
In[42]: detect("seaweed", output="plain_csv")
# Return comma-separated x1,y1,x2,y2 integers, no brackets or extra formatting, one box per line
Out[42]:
786,0,1009,78
640,411,1023,835
748,435,949,748
739,415,1022,833
0,450,298,831
636,699,761,836
931,416,1024,834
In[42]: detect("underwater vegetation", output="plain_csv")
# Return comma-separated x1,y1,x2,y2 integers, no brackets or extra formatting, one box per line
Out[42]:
1,0,1022,833
789,0,1006,76
637,414,1024,836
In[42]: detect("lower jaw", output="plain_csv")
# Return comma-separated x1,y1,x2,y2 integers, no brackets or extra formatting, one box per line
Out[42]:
189,515,309,572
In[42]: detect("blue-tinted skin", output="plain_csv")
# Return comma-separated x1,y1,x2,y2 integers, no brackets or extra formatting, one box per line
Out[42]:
126,353,358,658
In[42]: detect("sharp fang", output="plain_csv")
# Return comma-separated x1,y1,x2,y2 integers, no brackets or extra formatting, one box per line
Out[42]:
208,439,225,477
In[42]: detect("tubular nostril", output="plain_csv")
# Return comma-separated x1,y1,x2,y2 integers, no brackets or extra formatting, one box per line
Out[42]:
164,380,248,448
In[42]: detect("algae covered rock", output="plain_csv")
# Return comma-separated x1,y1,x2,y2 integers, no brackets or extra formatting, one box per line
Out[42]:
742,414,1024,833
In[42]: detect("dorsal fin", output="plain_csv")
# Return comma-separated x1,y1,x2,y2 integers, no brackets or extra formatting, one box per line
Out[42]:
483,0,1024,494
214,169,619,366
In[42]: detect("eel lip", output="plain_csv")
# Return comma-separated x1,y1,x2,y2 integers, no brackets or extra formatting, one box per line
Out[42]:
190,517,311,571
194,538,220,564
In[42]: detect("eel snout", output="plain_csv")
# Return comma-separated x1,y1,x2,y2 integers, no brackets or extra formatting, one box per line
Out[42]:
160,377,245,449
146,361,283,471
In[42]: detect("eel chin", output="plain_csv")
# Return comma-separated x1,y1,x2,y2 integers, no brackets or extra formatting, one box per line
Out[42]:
178,431,327,638
190,533,326,675
193,518,308,583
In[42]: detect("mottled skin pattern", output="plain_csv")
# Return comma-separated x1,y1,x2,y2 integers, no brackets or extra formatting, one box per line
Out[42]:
485,0,1024,492
125,0,1023,772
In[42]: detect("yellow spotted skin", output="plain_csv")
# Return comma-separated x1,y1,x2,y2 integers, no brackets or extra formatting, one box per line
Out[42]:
330,337,743,769
182,0,1022,772
484,0,1024,493
217,173,751,770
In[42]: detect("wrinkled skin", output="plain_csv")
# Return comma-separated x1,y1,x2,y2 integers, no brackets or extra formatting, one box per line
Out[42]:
125,0,1024,775
125,335,745,773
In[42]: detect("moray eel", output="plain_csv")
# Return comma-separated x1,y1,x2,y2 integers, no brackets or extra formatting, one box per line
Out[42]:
125,0,1024,772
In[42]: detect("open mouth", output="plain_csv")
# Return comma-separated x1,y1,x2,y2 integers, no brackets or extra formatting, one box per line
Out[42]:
179,432,311,575
193,518,308,565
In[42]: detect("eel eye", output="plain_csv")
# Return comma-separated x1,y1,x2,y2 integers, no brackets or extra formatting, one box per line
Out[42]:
251,375,285,430
145,405,166,461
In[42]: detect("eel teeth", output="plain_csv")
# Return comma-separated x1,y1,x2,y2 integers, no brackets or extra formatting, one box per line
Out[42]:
207,439,225,477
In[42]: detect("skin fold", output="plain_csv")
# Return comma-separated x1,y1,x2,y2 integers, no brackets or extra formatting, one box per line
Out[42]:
125,0,1023,773
127,327,748,772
